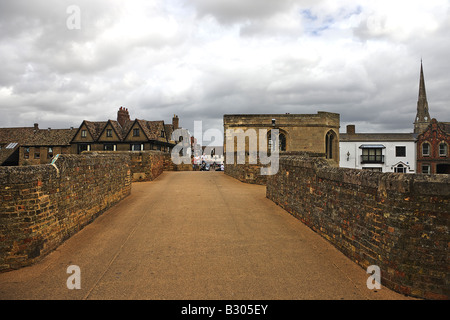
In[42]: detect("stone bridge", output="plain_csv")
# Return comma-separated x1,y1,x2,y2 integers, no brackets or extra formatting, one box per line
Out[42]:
0,152,448,300
0,171,409,300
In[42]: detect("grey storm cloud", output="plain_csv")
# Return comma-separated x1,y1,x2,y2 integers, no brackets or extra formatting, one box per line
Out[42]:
0,0,449,138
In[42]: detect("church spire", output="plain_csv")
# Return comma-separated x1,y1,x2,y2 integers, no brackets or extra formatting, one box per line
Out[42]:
414,60,431,134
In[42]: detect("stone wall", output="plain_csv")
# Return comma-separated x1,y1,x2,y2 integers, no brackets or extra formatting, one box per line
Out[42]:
84,151,166,182
0,153,131,271
266,154,449,300
225,152,327,185
224,162,267,185
163,153,193,172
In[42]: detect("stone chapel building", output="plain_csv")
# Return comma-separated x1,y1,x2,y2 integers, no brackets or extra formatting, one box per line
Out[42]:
223,111,340,184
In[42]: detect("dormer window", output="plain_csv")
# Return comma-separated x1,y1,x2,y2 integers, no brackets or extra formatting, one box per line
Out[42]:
133,128,140,137
106,129,113,137
81,130,87,138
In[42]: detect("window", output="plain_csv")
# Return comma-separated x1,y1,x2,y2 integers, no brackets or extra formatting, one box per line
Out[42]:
396,146,406,157
279,133,286,152
361,148,384,163
268,131,287,153
161,130,165,138
325,131,336,160
131,144,142,151
394,164,406,173
81,130,87,138
133,128,140,137
439,143,448,157
422,164,431,174
24,147,30,159
78,144,90,154
34,151,40,159
422,143,430,156
106,129,113,137
104,144,116,151
48,147,54,159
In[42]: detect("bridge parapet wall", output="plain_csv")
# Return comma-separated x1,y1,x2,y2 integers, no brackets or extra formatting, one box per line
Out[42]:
266,154,449,300
163,153,193,172
84,151,167,182
0,153,131,271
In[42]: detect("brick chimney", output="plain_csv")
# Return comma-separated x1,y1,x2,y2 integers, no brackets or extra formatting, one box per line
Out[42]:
117,107,130,127
172,114,179,129
346,124,356,134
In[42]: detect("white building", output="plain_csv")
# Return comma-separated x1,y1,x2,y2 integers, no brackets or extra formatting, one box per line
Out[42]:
340,125,417,173
201,146,224,165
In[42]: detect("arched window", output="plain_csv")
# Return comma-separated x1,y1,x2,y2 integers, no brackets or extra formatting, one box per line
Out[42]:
439,142,448,157
422,142,430,156
279,133,286,152
267,131,287,153
325,130,337,160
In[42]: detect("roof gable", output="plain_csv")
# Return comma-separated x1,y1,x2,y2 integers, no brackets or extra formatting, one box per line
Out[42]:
123,120,149,141
97,120,123,141
72,121,95,142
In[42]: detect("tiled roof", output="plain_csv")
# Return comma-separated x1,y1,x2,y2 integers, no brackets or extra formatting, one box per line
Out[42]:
121,120,134,139
0,126,76,146
0,126,75,165
108,120,125,141
25,129,77,146
340,133,417,142
0,127,37,145
84,121,108,141
164,124,174,141
77,119,170,142
137,120,166,141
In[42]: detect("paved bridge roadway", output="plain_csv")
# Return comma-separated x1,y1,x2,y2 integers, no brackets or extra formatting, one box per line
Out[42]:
0,171,411,300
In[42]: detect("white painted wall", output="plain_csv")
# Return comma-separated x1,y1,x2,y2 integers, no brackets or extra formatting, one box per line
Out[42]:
340,141,416,173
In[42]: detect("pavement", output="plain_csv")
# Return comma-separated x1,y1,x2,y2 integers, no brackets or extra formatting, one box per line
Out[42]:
0,171,413,300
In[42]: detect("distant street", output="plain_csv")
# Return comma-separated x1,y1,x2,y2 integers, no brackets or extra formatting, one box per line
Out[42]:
0,171,411,300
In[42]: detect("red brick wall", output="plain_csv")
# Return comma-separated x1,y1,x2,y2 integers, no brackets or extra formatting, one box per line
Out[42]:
0,154,131,271
267,154,450,300
417,119,450,174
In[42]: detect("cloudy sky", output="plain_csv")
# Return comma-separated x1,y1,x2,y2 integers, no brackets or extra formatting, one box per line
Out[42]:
0,0,449,143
